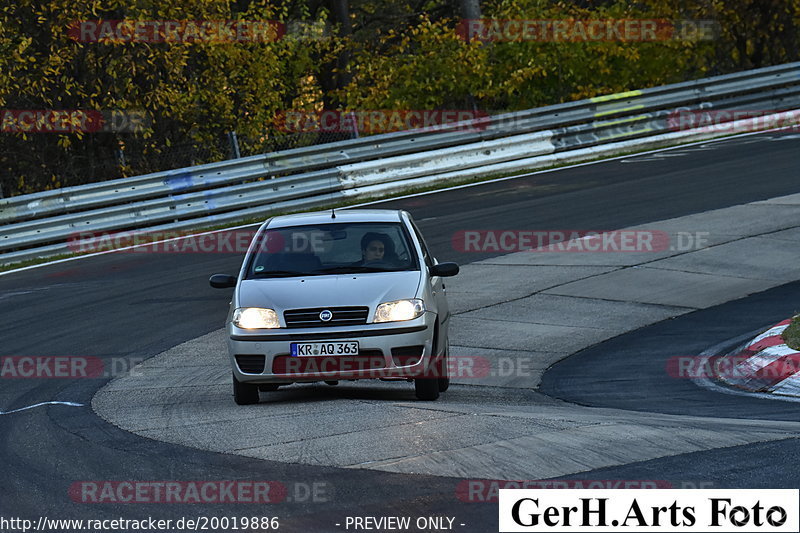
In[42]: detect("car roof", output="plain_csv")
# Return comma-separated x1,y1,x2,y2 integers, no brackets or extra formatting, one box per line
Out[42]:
265,209,406,228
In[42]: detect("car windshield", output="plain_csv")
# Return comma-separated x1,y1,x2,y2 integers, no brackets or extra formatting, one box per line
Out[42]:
246,222,419,278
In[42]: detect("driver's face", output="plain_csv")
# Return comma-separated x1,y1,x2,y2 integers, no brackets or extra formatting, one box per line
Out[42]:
364,239,385,262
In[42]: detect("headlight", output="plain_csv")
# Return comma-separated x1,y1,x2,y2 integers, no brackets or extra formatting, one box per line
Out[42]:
233,308,280,329
373,299,425,323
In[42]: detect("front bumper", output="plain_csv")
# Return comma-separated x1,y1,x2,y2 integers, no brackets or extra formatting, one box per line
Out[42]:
227,312,437,383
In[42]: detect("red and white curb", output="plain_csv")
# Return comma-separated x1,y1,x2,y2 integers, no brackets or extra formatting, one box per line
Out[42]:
717,318,800,397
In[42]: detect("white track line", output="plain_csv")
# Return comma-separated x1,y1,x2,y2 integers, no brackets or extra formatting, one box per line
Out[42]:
0,401,84,415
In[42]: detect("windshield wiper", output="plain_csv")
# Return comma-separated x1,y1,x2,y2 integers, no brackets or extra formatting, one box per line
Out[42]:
313,266,400,274
251,270,314,278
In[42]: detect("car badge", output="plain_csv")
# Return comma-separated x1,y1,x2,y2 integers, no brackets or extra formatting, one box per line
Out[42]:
319,310,333,322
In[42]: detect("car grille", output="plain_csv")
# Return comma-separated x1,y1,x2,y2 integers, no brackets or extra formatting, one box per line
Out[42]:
272,351,385,374
235,354,266,374
283,307,369,328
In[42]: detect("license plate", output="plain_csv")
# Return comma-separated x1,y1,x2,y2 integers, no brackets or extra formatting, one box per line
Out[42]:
290,341,359,357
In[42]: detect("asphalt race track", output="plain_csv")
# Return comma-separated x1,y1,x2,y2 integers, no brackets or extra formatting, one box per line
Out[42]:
541,280,800,488
1,131,800,531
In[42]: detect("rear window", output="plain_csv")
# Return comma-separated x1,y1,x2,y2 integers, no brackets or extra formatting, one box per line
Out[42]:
246,222,419,278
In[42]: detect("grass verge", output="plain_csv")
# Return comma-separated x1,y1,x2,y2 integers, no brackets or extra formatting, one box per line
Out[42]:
782,315,800,350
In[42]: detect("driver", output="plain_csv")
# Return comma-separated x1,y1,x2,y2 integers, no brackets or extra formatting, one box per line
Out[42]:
360,232,392,264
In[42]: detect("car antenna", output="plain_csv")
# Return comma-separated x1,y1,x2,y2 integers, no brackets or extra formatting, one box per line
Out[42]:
331,208,336,219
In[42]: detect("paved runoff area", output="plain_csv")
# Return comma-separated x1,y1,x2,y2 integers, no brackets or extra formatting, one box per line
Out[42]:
93,191,800,480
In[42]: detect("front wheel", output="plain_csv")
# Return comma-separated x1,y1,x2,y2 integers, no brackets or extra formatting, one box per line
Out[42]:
233,374,260,405
414,376,440,400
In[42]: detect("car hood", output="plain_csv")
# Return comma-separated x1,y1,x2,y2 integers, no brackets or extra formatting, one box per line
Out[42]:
237,271,422,311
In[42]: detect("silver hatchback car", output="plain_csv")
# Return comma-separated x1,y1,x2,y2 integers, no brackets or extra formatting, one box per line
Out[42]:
210,209,459,404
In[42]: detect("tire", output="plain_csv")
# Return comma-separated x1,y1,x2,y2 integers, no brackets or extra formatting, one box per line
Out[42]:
259,383,280,392
415,324,442,400
437,339,450,393
415,376,440,400
233,374,260,405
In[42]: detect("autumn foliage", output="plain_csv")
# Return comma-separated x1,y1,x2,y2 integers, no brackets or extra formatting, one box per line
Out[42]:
0,0,797,197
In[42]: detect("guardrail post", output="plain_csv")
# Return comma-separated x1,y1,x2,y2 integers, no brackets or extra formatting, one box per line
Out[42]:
228,131,242,159
116,147,127,168
347,112,360,139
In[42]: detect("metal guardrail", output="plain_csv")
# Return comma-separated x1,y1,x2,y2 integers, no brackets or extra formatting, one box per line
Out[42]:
3,62,797,223
2,62,799,265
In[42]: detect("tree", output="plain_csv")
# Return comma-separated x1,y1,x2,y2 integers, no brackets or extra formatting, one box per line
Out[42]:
0,0,332,195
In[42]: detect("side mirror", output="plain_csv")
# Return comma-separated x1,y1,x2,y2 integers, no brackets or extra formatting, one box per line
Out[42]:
209,274,237,288
429,262,459,278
